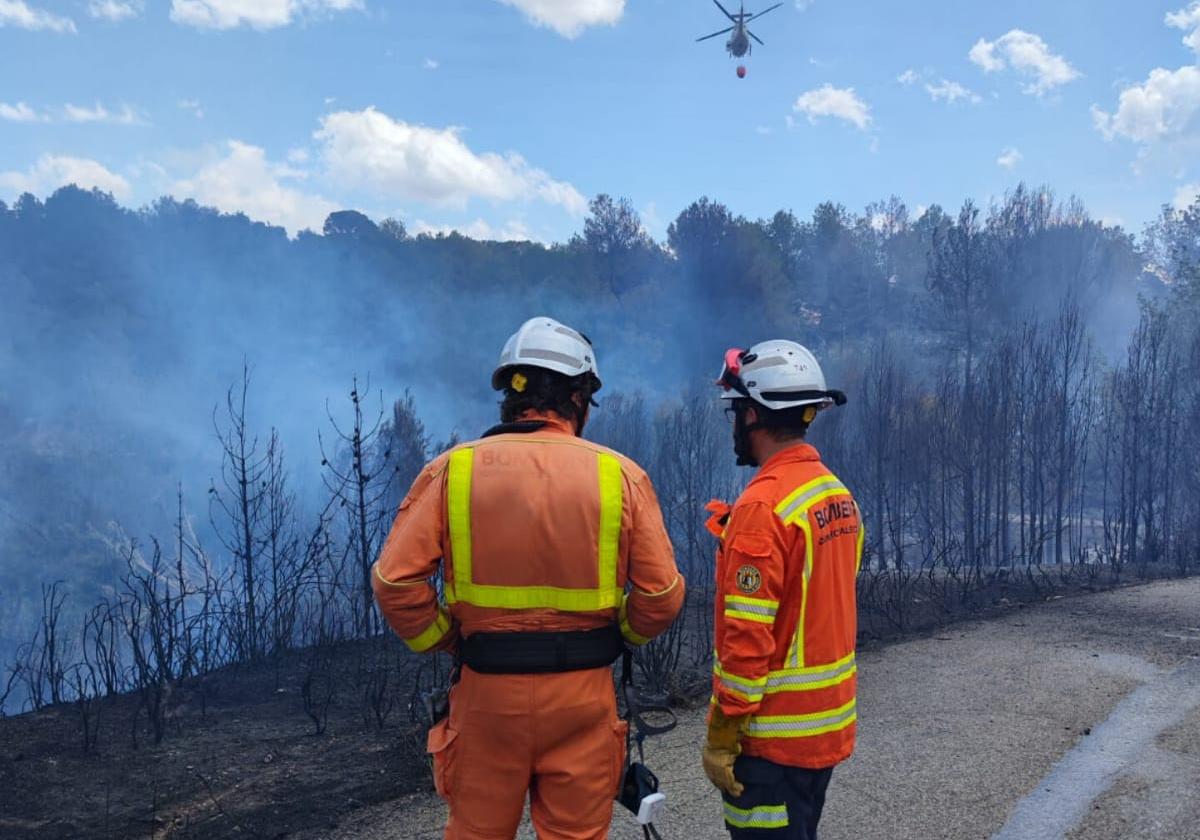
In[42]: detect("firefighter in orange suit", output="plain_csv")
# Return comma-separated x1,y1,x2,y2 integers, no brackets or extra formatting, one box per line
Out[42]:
372,316,685,840
702,341,862,840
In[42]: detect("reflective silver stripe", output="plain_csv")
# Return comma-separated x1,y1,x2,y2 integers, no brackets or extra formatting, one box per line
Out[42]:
765,657,856,692
714,660,768,695
745,700,857,737
776,476,848,522
723,802,789,829
521,348,585,368
719,675,764,701
725,601,776,618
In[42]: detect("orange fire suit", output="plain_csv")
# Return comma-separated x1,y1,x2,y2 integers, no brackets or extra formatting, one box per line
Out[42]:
373,412,685,840
708,443,863,772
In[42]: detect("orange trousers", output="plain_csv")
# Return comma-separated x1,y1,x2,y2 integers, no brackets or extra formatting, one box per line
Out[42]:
427,665,628,839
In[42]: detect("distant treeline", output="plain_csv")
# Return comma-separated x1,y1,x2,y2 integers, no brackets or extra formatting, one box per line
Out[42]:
0,185,1198,720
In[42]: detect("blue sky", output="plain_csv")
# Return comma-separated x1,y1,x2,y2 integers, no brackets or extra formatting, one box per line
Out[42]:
2,0,1199,242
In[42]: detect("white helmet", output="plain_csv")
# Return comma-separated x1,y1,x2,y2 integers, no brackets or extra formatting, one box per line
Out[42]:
716,340,846,411
492,316,601,391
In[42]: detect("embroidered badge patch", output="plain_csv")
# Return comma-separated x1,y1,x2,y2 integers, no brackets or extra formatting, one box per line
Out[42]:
735,565,762,594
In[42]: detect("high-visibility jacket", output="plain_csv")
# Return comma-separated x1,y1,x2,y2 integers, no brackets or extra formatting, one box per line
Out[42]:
709,443,863,770
372,412,685,652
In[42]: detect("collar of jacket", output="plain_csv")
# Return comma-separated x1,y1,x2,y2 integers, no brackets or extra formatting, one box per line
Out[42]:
515,409,576,436
757,442,821,472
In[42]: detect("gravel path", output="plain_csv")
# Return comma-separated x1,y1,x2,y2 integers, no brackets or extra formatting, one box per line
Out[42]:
306,578,1200,840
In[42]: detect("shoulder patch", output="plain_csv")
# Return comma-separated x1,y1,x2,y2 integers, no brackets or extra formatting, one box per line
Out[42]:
735,565,762,594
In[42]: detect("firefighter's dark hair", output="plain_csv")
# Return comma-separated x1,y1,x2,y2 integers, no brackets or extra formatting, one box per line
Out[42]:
499,366,599,424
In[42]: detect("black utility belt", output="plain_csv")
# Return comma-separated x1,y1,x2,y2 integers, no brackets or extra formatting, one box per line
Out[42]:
459,625,625,674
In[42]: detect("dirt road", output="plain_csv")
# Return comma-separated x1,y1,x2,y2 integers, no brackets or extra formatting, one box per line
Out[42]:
314,578,1200,840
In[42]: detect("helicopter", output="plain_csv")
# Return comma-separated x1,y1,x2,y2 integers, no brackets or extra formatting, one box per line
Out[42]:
696,0,783,76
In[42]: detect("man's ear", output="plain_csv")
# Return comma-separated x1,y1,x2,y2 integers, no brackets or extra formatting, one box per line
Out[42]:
744,405,759,426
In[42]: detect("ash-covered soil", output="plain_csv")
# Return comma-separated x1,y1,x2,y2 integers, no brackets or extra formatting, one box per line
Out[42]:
2,577,1197,840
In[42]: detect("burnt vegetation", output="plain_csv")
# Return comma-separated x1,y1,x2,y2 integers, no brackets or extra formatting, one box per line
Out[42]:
0,185,1198,837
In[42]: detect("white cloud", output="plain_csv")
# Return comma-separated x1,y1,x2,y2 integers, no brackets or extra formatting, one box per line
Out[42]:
755,125,772,135
969,29,1080,96
0,154,131,199
1166,2,1200,55
925,79,981,105
169,0,361,31
88,0,141,21
793,84,872,131
1091,66,1200,144
0,0,76,32
0,101,145,124
63,102,144,125
424,58,439,70
997,147,1023,169
495,0,624,39
1091,8,1200,170
897,69,919,86
315,107,586,214
0,101,47,122
412,217,541,243
968,39,1003,72
172,141,338,235
178,99,204,119
1174,182,1200,209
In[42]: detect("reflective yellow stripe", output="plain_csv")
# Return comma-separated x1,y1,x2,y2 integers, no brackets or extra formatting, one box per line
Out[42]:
725,609,775,624
774,474,846,522
713,659,768,702
745,699,857,739
445,447,474,605
855,501,865,574
372,564,429,588
791,515,813,667
619,594,650,646
724,802,789,829
597,452,622,598
774,471,859,668
725,594,779,624
725,595,779,611
764,652,856,694
404,609,452,653
449,584,622,610
717,652,856,699
445,446,623,612
634,575,681,598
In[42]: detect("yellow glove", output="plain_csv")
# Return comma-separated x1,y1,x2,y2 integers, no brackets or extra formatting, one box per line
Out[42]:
702,706,749,796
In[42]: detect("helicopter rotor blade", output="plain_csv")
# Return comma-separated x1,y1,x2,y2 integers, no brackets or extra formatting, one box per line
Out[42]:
745,2,783,21
696,25,735,42
712,0,738,23
748,28,765,46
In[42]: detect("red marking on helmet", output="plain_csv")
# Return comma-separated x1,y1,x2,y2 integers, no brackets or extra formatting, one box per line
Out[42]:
718,347,747,389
